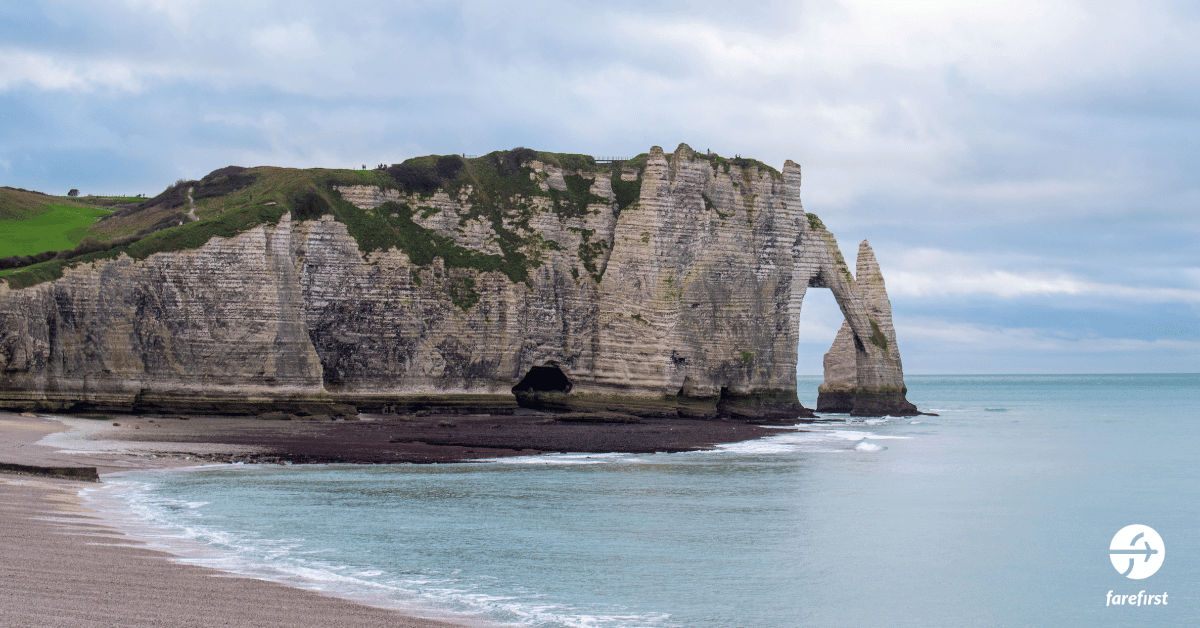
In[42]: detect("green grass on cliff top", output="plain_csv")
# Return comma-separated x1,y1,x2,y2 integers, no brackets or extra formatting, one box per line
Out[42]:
1,146,775,290
0,203,112,258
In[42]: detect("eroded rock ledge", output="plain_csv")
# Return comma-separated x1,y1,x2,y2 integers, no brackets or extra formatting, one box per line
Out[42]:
0,144,919,419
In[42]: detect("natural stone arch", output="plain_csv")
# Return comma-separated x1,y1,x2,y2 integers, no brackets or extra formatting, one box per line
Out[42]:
800,226,918,416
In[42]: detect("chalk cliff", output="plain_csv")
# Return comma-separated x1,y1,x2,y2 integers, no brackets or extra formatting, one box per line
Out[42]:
0,145,918,418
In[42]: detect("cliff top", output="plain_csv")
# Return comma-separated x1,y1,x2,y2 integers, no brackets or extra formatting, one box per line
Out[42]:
0,145,788,290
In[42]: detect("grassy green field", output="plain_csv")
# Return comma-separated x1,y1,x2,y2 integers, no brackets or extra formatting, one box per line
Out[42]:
0,203,112,258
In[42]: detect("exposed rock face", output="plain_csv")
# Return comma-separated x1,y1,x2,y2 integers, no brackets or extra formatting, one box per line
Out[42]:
0,217,326,413
815,241,918,416
816,322,856,412
0,144,916,418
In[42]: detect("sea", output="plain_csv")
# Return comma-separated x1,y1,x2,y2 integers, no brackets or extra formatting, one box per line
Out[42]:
79,374,1200,627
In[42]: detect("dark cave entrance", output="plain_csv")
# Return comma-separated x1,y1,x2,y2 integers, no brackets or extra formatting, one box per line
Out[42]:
511,365,573,394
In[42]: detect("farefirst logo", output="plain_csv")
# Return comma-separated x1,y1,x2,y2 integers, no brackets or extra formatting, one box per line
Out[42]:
1109,525,1165,579
1105,525,1167,609
1106,591,1167,606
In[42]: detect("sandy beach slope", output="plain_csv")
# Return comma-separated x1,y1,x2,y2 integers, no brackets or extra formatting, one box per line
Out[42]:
0,413,469,628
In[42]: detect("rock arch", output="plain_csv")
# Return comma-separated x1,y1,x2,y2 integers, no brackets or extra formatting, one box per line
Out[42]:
802,235,918,416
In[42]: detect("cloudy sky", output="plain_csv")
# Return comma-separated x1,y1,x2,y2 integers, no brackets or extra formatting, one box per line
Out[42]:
3,0,1198,374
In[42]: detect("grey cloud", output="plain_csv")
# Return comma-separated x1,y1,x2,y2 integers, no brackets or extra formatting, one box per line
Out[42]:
3,0,1198,372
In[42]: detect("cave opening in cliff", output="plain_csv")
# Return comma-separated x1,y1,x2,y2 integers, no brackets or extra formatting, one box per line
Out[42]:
512,365,573,394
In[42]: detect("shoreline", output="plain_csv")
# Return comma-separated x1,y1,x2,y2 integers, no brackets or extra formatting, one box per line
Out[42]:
0,413,483,628
78,467,507,627
0,410,812,628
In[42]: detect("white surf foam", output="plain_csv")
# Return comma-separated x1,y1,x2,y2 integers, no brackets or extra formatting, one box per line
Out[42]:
487,452,635,465
95,474,671,627
475,424,919,464
711,427,910,456
824,430,910,441
81,477,507,627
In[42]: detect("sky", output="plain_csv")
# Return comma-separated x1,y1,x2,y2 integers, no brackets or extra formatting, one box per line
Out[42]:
2,0,1198,374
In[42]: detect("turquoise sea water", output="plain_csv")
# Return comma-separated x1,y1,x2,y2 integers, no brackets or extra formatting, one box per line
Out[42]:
88,375,1200,627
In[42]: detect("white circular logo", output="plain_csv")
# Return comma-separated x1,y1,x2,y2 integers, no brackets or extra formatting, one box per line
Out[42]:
1109,525,1165,579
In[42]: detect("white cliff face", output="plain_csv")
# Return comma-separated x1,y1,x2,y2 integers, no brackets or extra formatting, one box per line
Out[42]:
0,216,325,410
593,145,808,401
328,145,815,406
0,145,915,417
333,185,402,209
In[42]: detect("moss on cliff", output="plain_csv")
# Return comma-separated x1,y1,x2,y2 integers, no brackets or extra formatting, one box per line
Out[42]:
1,154,537,289
340,196,529,283
550,174,608,220
573,228,609,283
869,317,889,351
318,149,569,286
1,147,645,290
610,175,641,213
448,276,480,311
691,151,782,181
366,149,618,286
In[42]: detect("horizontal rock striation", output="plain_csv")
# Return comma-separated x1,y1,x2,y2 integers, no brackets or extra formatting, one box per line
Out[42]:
0,144,917,419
